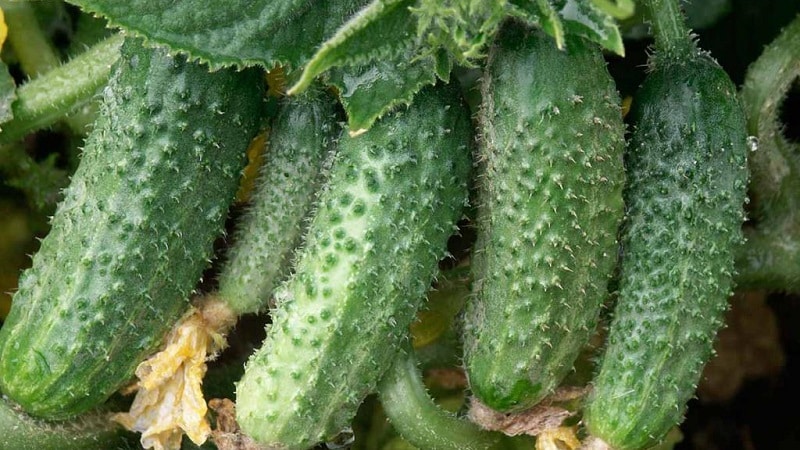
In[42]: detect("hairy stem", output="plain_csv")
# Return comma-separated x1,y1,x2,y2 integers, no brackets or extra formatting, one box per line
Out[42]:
740,14,800,221
736,223,800,293
0,0,60,76
0,34,123,144
640,0,694,59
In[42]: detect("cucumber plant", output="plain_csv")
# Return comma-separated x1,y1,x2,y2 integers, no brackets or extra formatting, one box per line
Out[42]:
583,0,749,448
463,21,625,413
0,36,264,420
1,1,798,450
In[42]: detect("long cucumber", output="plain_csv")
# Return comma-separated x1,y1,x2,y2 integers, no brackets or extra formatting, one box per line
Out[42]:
583,1,749,448
0,37,264,420
463,22,625,413
236,84,472,449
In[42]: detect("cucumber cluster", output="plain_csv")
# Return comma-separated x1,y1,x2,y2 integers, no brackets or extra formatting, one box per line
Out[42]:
0,9,753,450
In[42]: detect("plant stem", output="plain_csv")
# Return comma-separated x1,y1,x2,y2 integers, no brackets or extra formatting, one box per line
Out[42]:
736,223,800,293
640,0,694,59
0,34,123,144
740,14,800,222
0,0,60,76
378,345,529,450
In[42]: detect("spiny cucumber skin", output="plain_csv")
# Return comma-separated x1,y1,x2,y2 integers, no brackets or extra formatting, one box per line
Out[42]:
584,53,748,450
218,90,339,315
236,85,472,450
0,397,128,450
463,24,625,413
0,38,264,419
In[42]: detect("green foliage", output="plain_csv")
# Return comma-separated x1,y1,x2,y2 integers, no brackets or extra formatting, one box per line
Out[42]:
65,0,369,71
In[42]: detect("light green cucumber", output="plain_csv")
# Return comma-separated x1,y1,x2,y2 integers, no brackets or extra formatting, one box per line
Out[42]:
235,84,472,449
217,89,340,315
0,37,264,420
463,22,625,413
583,1,749,448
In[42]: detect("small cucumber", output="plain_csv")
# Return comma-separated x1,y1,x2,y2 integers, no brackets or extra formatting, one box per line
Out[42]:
0,37,264,419
218,89,340,316
235,85,472,449
583,1,749,448
463,23,625,412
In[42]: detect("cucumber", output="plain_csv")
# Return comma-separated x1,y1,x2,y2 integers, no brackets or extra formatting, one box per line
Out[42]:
0,397,132,450
583,1,749,448
462,23,625,413
218,89,340,316
235,84,472,449
0,37,264,420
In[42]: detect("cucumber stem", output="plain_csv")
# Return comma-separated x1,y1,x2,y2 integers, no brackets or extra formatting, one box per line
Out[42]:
733,15,800,294
740,14,800,222
0,34,123,144
736,224,800,293
640,0,695,59
0,1,60,76
377,345,527,450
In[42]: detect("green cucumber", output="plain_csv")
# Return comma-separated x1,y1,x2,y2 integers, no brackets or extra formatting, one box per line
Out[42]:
583,1,749,448
218,89,340,316
0,37,264,419
235,84,472,449
0,397,132,450
462,22,625,412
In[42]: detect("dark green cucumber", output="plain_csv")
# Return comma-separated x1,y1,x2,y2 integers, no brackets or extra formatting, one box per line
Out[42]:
584,1,749,448
218,89,340,316
0,38,263,419
0,397,132,450
463,23,625,412
235,85,472,449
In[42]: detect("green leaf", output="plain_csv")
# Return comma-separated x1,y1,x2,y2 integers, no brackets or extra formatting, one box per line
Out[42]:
65,0,369,70
327,48,438,134
554,0,625,55
509,0,566,48
290,0,418,95
591,0,635,20
412,0,511,64
0,62,16,125
433,48,453,82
